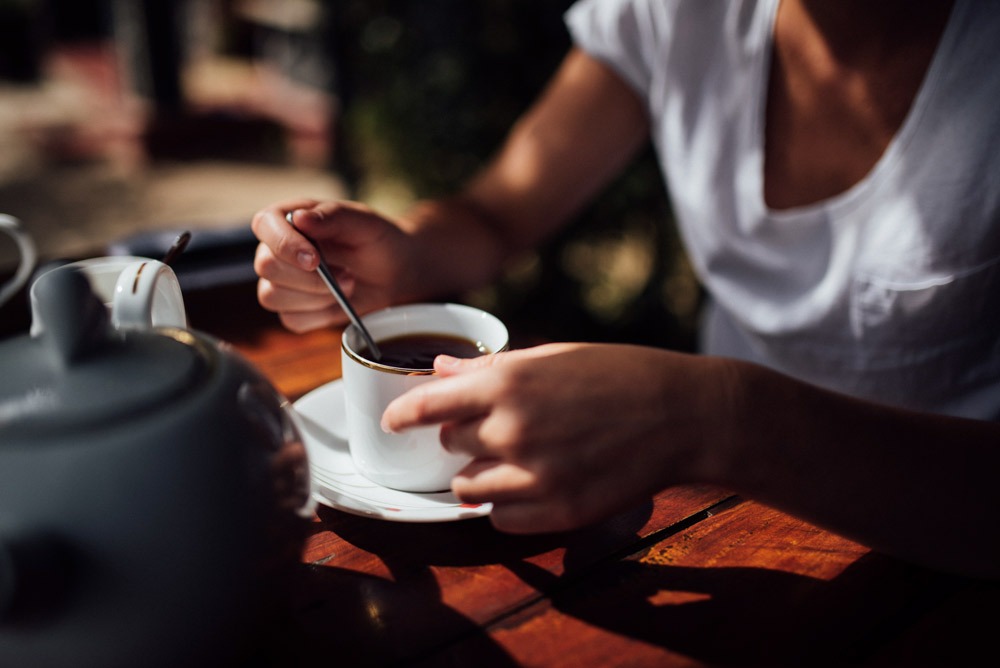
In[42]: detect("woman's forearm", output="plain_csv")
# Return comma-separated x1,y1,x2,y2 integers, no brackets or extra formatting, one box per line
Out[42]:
394,47,651,302
710,358,1000,579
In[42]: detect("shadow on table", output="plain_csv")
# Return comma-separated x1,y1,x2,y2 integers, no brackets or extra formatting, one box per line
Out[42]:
313,500,653,570
258,502,655,666
258,561,519,668
506,549,986,666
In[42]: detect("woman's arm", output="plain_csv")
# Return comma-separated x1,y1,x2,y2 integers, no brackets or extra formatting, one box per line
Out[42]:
395,47,652,299
716,360,1000,580
383,344,1000,580
252,48,651,326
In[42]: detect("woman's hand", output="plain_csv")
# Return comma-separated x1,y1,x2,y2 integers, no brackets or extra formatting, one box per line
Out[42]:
382,343,724,533
252,199,413,332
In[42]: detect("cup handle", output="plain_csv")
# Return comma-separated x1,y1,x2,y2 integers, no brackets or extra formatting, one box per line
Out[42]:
110,259,188,330
0,214,38,310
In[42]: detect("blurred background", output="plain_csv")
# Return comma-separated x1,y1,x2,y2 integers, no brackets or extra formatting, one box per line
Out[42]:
0,0,700,349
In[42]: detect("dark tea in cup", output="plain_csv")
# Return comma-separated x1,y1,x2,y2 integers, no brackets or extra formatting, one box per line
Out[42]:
362,332,489,369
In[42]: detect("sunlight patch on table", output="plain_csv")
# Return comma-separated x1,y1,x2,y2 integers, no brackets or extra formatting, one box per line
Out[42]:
646,589,712,606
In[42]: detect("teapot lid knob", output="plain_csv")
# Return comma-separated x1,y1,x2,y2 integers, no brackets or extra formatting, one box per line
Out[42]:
33,268,111,366
0,269,207,438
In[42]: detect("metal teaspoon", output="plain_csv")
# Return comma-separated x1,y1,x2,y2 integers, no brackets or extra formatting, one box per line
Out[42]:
285,211,382,361
161,230,191,266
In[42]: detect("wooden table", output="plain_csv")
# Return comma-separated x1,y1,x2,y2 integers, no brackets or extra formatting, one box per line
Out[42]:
179,282,1000,667
5,276,994,667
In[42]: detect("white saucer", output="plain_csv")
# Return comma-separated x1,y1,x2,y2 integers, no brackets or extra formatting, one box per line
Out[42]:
291,379,492,523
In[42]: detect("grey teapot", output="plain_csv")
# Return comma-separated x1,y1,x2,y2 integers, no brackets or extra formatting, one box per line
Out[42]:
0,265,313,666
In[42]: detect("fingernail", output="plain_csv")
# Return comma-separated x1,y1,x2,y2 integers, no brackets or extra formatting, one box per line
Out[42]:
297,250,316,269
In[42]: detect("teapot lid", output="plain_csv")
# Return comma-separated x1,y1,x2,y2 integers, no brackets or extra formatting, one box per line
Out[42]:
0,270,208,439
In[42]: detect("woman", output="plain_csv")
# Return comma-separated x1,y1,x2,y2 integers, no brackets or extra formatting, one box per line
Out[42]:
252,0,1000,578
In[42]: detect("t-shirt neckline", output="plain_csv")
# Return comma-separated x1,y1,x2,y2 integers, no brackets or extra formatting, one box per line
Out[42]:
751,0,966,221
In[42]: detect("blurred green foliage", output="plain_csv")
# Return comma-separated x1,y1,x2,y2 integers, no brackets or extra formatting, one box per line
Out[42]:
329,0,699,350
329,0,575,196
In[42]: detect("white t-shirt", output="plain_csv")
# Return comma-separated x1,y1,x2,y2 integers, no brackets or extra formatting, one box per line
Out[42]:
565,0,1000,419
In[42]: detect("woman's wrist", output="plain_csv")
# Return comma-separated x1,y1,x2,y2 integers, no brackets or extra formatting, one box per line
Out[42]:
396,197,512,301
637,350,746,490
685,355,762,491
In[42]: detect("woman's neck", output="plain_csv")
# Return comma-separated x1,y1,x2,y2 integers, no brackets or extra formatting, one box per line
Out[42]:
762,0,956,210
793,0,956,63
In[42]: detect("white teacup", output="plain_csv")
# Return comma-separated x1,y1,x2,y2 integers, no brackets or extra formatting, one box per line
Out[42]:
341,303,509,492
30,256,187,336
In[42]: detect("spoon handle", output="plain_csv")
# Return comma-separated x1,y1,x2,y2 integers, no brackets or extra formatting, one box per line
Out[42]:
161,231,191,266
285,212,382,361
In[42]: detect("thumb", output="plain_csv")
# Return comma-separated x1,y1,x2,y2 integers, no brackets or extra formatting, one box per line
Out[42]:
434,351,509,377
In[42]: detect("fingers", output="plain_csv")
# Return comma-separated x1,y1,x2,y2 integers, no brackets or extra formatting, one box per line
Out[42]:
254,244,333,320
296,200,388,247
381,370,497,434
382,350,519,435
254,199,394,289
254,243,323,294
256,240,359,297
254,200,371,330
433,351,506,377
451,461,581,534
452,460,536,504
257,277,332,312
452,464,543,533
277,308,344,334
252,199,322,271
